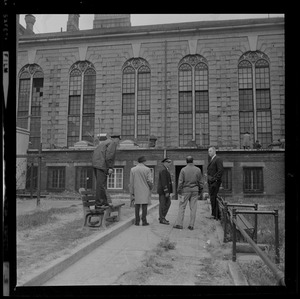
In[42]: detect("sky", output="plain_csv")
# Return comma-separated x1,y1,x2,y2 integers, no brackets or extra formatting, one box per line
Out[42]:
19,14,284,34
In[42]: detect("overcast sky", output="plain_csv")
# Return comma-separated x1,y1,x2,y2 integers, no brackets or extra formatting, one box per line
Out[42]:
19,14,284,34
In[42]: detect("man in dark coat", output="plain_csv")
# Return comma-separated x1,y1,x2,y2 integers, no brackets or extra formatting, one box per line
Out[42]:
157,157,173,225
207,146,224,220
92,134,121,208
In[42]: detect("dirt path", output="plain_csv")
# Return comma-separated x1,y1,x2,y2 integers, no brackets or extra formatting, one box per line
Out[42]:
114,200,234,285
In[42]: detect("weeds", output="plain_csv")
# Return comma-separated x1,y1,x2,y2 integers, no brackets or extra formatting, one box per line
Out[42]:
238,260,279,285
158,238,176,251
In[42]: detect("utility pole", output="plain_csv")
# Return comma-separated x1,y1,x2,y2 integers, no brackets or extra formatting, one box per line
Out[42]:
36,142,42,207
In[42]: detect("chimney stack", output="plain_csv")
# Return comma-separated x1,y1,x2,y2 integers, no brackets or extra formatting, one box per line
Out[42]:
67,14,80,32
24,14,36,35
93,14,131,29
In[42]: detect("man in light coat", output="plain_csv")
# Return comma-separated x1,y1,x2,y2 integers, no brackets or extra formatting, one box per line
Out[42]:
92,134,121,208
129,156,153,226
173,156,203,230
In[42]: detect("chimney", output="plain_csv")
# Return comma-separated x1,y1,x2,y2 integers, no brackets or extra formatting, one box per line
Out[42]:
24,14,36,35
93,14,131,29
67,14,80,32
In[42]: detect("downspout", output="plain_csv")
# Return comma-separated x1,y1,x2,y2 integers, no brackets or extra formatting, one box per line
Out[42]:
164,40,167,147
252,64,257,142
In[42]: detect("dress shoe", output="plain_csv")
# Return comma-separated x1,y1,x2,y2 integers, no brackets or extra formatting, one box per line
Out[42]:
135,222,139,226
188,226,194,230
142,222,149,226
173,225,183,229
159,219,169,225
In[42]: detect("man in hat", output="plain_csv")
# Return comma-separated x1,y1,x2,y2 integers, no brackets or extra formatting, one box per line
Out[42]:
129,156,153,226
157,157,173,225
173,156,203,230
207,146,224,220
92,133,121,208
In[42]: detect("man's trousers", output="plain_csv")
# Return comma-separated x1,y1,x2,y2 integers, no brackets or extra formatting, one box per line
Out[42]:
158,194,171,220
93,168,108,206
175,192,198,227
135,204,148,224
208,181,221,219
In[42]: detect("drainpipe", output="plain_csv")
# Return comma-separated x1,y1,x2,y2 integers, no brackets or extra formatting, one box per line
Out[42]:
164,40,167,147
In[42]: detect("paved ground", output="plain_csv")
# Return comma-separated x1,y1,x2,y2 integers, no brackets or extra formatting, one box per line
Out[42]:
41,198,243,286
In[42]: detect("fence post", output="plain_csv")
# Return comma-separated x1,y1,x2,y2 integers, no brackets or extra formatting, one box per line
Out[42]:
232,208,237,262
274,209,280,264
254,203,258,243
223,201,228,242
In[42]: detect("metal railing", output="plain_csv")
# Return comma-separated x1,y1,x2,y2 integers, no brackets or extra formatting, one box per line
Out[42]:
217,196,285,286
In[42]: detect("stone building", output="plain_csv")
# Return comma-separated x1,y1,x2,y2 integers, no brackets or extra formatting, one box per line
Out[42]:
16,14,285,200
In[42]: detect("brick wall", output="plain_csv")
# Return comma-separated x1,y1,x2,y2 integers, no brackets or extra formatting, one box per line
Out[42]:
29,148,284,200
17,19,284,150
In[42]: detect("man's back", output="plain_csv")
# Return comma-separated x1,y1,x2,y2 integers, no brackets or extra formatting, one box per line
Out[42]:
178,164,202,193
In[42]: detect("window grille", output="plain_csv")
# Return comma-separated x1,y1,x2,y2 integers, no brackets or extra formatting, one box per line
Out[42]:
121,58,151,141
47,167,66,190
243,167,263,193
107,168,123,189
75,166,93,191
17,64,44,149
67,61,96,147
178,55,209,147
238,51,272,148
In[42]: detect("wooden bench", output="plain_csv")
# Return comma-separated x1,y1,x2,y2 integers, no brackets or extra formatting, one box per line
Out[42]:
79,188,125,229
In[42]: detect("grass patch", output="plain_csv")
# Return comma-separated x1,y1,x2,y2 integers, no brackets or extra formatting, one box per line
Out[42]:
17,207,77,231
238,259,283,285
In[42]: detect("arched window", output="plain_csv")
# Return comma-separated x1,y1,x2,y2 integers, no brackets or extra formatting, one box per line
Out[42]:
17,64,44,149
68,61,96,147
238,51,272,148
121,58,151,141
178,55,209,147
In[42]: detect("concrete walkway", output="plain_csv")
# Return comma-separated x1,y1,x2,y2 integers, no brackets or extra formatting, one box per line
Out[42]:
37,198,247,286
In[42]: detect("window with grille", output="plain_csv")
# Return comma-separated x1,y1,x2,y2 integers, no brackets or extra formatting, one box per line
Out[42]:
122,58,151,141
178,55,209,147
17,64,44,149
25,164,38,190
47,167,66,190
107,168,123,189
238,52,272,148
221,168,232,192
243,167,263,193
67,61,96,147
75,166,94,191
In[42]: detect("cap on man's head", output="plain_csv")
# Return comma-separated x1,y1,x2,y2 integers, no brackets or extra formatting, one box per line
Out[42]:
110,133,121,139
161,157,171,163
138,156,147,163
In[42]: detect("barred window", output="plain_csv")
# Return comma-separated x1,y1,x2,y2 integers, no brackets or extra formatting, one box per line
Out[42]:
107,168,123,189
25,164,38,190
221,168,232,192
243,167,263,193
17,64,44,149
179,55,209,147
67,61,96,147
75,166,94,191
122,59,151,141
47,167,65,190
238,52,272,148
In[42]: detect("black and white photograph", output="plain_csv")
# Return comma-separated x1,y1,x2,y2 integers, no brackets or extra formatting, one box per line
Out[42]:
2,9,298,297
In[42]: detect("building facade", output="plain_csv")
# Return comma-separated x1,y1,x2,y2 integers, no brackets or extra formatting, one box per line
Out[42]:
16,15,285,200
